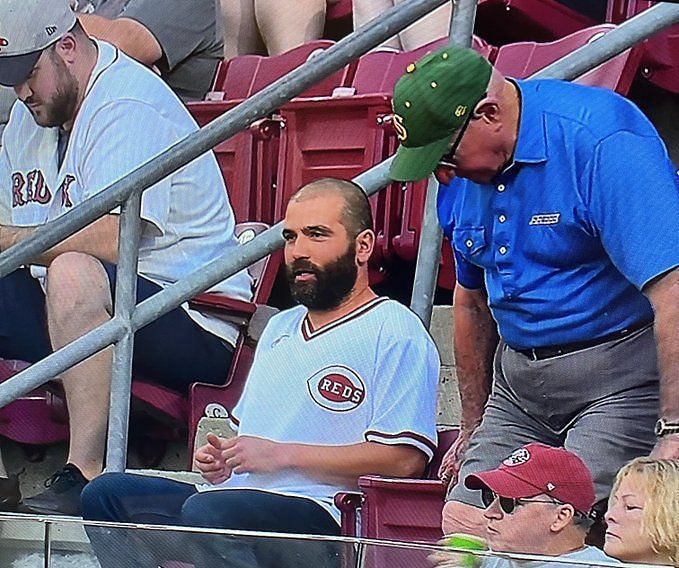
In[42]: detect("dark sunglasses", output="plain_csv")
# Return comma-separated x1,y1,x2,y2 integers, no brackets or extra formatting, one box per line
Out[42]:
481,487,561,515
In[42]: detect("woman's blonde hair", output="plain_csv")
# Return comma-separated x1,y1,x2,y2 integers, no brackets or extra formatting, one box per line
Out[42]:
611,458,679,566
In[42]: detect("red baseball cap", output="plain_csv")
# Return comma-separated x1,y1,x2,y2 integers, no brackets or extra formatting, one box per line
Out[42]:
465,443,596,515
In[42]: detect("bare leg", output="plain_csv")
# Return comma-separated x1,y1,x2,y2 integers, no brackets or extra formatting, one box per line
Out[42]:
255,0,327,55
395,0,453,51
220,0,266,60
442,500,487,537
45,252,114,481
352,0,402,50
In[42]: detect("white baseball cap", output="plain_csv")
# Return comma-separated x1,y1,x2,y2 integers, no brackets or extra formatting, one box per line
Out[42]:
0,0,77,87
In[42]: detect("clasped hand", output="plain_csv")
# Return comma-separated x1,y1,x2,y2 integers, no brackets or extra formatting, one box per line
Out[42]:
194,433,286,484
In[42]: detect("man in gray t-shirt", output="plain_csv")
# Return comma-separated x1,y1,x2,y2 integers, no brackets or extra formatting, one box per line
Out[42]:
438,444,616,568
80,0,223,101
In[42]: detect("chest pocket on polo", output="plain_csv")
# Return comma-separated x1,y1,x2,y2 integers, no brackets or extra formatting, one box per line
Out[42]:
452,227,488,266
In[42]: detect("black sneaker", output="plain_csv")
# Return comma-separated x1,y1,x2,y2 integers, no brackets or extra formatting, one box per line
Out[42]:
0,473,22,512
18,464,88,516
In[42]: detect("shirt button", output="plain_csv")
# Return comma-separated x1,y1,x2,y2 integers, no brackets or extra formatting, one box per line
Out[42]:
466,239,473,248
499,246,508,255
498,214,507,223
497,184,506,192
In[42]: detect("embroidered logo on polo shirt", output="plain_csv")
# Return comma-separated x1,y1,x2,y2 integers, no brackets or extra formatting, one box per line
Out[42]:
307,365,365,412
529,213,561,226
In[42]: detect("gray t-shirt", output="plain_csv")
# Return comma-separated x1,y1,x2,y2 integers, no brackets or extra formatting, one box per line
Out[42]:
483,546,617,568
121,0,223,101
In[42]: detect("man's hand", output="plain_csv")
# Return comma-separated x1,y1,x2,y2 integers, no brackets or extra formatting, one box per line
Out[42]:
221,436,286,475
438,428,475,487
194,433,233,484
651,434,679,459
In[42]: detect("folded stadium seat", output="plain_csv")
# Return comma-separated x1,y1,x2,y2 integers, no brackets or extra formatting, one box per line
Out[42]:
0,359,69,449
131,222,282,462
335,428,459,568
190,41,357,225
476,0,596,44
188,101,281,224
606,0,679,94
493,24,642,94
274,37,491,286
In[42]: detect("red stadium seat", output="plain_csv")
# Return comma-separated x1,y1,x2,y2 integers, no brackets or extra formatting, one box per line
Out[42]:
210,40,356,100
335,428,459,568
132,222,282,459
476,0,596,44
327,0,353,21
493,24,642,94
606,1,679,93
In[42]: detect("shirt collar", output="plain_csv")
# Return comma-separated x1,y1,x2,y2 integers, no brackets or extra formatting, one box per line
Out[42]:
510,79,548,164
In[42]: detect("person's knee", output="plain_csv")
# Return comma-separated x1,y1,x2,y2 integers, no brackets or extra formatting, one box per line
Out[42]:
442,500,487,537
81,473,128,521
181,492,233,529
46,252,111,324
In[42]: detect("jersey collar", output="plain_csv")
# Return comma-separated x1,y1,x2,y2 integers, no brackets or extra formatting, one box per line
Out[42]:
510,79,549,165
301,296,389,341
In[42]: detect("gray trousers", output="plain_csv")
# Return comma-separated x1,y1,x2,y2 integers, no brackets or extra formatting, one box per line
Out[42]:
447,324,659,511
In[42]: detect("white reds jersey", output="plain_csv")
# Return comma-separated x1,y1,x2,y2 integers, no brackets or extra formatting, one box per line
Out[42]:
0,40,252,346
199,297,440,522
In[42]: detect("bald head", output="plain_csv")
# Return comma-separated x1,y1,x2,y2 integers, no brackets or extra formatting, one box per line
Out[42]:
289,178,373,238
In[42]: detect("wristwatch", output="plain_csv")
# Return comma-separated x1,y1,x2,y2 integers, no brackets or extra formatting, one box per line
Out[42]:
654,418,679,438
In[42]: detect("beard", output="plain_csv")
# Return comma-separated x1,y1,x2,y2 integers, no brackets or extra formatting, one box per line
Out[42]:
26,58,78,128
286,243,358,311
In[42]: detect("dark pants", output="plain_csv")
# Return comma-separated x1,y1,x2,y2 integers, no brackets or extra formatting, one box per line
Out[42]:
0,266,233,393
81,473,342,568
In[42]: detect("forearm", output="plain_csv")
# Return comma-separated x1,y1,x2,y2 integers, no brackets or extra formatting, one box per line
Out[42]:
282,441,427,486
453,286,498,431
0,215,121,265
647,268,679,420
79,14,162,66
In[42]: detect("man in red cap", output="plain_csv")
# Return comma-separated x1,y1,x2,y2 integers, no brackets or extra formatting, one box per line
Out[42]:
463,443,615,565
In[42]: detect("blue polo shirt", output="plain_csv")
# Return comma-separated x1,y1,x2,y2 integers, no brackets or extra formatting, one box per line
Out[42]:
438,79,679,350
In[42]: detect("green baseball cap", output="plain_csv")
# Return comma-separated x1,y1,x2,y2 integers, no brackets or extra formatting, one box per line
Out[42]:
389,46,493,182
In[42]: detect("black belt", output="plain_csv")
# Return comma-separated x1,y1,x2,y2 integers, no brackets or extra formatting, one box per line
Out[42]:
514,320,652,361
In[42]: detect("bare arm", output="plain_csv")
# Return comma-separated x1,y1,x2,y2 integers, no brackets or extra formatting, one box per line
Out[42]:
454,284,498,432
196,435,427,487
0,214,121,265
438,284,498,484
645,267,679,458
78,14,163,67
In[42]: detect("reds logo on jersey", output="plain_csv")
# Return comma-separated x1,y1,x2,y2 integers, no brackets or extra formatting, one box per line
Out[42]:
307,365,365,412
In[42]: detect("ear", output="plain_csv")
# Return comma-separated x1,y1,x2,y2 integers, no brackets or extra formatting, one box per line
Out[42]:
355,229,375,265
550,504,576,533
473,97,501,126
54,33,78,66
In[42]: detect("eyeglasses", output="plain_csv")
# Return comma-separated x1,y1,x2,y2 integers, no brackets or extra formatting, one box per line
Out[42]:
481,488,561,515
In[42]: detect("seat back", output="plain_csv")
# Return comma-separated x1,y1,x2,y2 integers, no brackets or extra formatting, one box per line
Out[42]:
494,24,642,94
212,40,355,100
606,1,679,93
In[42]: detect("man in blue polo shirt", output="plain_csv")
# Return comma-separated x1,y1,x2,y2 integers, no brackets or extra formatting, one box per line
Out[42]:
389,46,679,538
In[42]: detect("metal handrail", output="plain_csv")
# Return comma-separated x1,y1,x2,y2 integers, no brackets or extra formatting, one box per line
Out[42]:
0,1,677,473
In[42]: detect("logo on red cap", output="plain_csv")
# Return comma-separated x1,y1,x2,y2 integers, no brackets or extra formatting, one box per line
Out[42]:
0,38,9,51
503,447,531,467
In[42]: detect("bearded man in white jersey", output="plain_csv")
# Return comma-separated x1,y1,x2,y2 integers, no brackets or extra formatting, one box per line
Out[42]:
81,178,440,568
0,0,252,516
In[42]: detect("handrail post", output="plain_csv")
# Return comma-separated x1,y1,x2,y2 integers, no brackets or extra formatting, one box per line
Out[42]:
410,0,477,327
105,193,142,472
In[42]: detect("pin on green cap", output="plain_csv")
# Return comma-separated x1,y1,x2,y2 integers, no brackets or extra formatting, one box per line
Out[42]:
389,46,492,182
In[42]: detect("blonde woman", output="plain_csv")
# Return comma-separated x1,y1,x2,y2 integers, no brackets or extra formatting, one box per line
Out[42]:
605,458,679,566
353,0,453,51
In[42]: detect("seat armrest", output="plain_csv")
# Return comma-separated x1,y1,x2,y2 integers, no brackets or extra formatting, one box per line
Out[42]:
334,491,363,537
189,293,257,316
358,476,446,494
